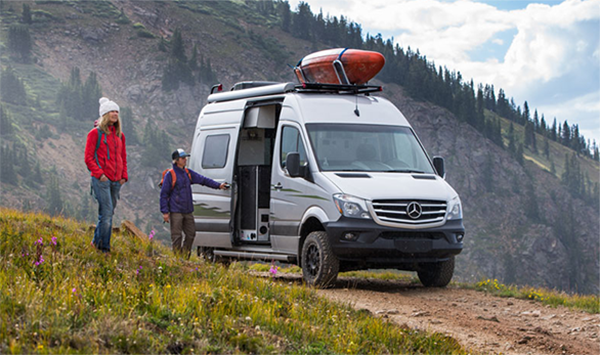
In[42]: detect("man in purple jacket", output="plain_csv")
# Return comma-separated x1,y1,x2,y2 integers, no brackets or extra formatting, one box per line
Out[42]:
160,148,228,258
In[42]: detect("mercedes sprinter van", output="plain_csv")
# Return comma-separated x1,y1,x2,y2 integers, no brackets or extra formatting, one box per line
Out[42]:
188,81,464,288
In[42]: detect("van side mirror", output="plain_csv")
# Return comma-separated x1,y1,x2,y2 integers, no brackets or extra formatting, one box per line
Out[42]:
286,152,301,177
433,156,445,178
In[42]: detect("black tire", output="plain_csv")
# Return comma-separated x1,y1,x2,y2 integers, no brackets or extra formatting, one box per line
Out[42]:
417,256,455,287
301,231,339,288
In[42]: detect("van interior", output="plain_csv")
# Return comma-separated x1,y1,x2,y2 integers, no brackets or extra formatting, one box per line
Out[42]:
234,103,281,245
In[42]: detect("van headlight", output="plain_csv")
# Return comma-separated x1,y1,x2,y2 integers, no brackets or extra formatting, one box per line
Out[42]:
333,194,371,219
447,195,463,220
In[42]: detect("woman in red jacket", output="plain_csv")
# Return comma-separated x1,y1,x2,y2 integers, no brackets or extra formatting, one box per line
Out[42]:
84,97,128,253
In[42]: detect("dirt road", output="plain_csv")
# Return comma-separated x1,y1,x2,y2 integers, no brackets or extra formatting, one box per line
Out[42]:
273,274,599,354
322,277,600,355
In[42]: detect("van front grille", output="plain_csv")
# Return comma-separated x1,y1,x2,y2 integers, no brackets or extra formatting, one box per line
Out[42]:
371,199,447,225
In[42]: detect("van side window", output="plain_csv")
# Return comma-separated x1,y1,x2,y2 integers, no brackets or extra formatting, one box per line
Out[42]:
202,134,230,169
280,126,306,168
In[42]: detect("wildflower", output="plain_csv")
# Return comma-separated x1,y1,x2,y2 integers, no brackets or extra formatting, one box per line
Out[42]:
34,255,44,266
51,236,57,246
269,260,278,277
149,229,155,241
72,288,76,293
35,237,43,245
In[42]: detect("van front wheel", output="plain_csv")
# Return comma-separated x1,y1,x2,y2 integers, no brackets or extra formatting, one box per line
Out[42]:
301,231,339,288
417,256,455,287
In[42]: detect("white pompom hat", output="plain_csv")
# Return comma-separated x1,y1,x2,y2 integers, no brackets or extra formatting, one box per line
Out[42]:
98,97,120,117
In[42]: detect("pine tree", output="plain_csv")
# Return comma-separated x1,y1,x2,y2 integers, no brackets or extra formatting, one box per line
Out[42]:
0,67,27,105
0,105,14,135
33,162,43,184
292,2,312,40
82,71,102,121
162,30,194,91
45,173,63,216
524,183,540,221
481,154,494,192
0,145,18,185
7,24,32,62
22,3,32,24
516,143,524,165
189,44,199,72
57,68,102,121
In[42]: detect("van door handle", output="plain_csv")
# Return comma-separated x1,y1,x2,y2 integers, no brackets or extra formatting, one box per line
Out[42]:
274,182,283,190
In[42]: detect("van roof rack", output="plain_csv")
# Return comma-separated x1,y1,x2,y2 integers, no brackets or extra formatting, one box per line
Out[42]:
207,82,383,103
296,82,382,95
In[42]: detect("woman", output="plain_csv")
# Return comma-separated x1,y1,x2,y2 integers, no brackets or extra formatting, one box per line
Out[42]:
84,97,128,253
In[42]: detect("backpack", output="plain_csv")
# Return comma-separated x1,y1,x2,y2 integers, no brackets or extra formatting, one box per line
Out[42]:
94,127,108,169
158,168,191,190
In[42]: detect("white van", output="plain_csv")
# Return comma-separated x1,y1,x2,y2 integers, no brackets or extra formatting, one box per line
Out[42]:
188,81,464,288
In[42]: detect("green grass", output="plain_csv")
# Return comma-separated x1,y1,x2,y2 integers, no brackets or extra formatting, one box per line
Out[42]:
0,208,468,354
471,279,599,314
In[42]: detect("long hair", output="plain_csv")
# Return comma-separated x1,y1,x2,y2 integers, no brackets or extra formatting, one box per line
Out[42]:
97,112,122,137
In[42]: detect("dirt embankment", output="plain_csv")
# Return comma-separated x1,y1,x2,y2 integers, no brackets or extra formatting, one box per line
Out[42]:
273,274,599,355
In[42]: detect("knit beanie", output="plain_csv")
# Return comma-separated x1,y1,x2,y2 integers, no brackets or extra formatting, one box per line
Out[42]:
98,97,120,117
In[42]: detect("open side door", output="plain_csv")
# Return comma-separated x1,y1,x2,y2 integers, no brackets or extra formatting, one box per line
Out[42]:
231,101,282,245
190,121,238,249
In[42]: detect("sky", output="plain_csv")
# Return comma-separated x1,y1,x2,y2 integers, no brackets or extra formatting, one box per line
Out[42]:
289,0,600,146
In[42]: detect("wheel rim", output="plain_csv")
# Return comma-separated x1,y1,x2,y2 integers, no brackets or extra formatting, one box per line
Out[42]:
306,243,320,277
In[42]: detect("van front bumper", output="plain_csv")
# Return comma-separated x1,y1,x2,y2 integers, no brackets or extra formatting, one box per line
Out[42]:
323,217,464,268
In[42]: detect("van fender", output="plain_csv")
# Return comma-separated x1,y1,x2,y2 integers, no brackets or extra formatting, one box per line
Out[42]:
298,206,332,263
301,206,330,231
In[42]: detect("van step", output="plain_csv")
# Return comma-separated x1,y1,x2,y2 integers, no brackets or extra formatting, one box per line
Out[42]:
213,250,296,263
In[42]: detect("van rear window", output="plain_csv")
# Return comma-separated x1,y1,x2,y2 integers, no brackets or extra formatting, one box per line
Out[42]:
202,134,230,169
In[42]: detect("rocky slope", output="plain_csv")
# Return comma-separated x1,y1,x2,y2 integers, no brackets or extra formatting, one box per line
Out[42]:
0,0,598,293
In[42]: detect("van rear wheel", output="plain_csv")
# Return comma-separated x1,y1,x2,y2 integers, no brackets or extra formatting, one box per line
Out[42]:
301,231,339,288
417,256,455,287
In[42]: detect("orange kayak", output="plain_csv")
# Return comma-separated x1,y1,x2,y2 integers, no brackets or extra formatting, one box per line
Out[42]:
294,48,385,85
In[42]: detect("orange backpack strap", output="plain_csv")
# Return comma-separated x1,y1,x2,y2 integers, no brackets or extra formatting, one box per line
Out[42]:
159,168,190,190
159,168,177,189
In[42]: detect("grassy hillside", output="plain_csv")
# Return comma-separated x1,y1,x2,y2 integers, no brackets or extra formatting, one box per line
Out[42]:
0,208,467,354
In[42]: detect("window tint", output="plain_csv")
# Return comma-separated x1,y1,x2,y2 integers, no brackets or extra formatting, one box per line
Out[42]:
202,134,230,169
280,126,307,168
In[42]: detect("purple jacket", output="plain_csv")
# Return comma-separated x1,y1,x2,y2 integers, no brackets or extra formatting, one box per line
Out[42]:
160,164,221,214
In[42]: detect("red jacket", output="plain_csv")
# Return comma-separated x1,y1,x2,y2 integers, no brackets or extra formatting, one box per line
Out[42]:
85,126,128,182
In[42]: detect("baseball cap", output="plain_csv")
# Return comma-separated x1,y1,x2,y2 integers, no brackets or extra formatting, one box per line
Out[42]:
172,148,191,160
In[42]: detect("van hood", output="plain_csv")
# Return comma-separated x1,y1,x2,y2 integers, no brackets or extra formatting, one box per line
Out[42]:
322,172,457,201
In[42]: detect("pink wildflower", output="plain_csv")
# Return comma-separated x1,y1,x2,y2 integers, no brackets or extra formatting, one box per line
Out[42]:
34,255,44,266
149,230,155,241
72,288,76,293
51,236,57,246
269,260,278,277
35,237,43,245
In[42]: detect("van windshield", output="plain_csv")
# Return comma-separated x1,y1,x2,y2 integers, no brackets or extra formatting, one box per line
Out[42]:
306,124,435,173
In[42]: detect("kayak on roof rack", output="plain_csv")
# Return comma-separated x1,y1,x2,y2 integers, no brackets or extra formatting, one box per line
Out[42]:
294,48,385,85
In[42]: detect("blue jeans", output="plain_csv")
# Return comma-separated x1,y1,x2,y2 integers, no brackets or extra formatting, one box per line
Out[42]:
91,177,122,252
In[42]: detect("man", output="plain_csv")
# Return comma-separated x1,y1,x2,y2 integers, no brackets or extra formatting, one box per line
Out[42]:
160,148,228,258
